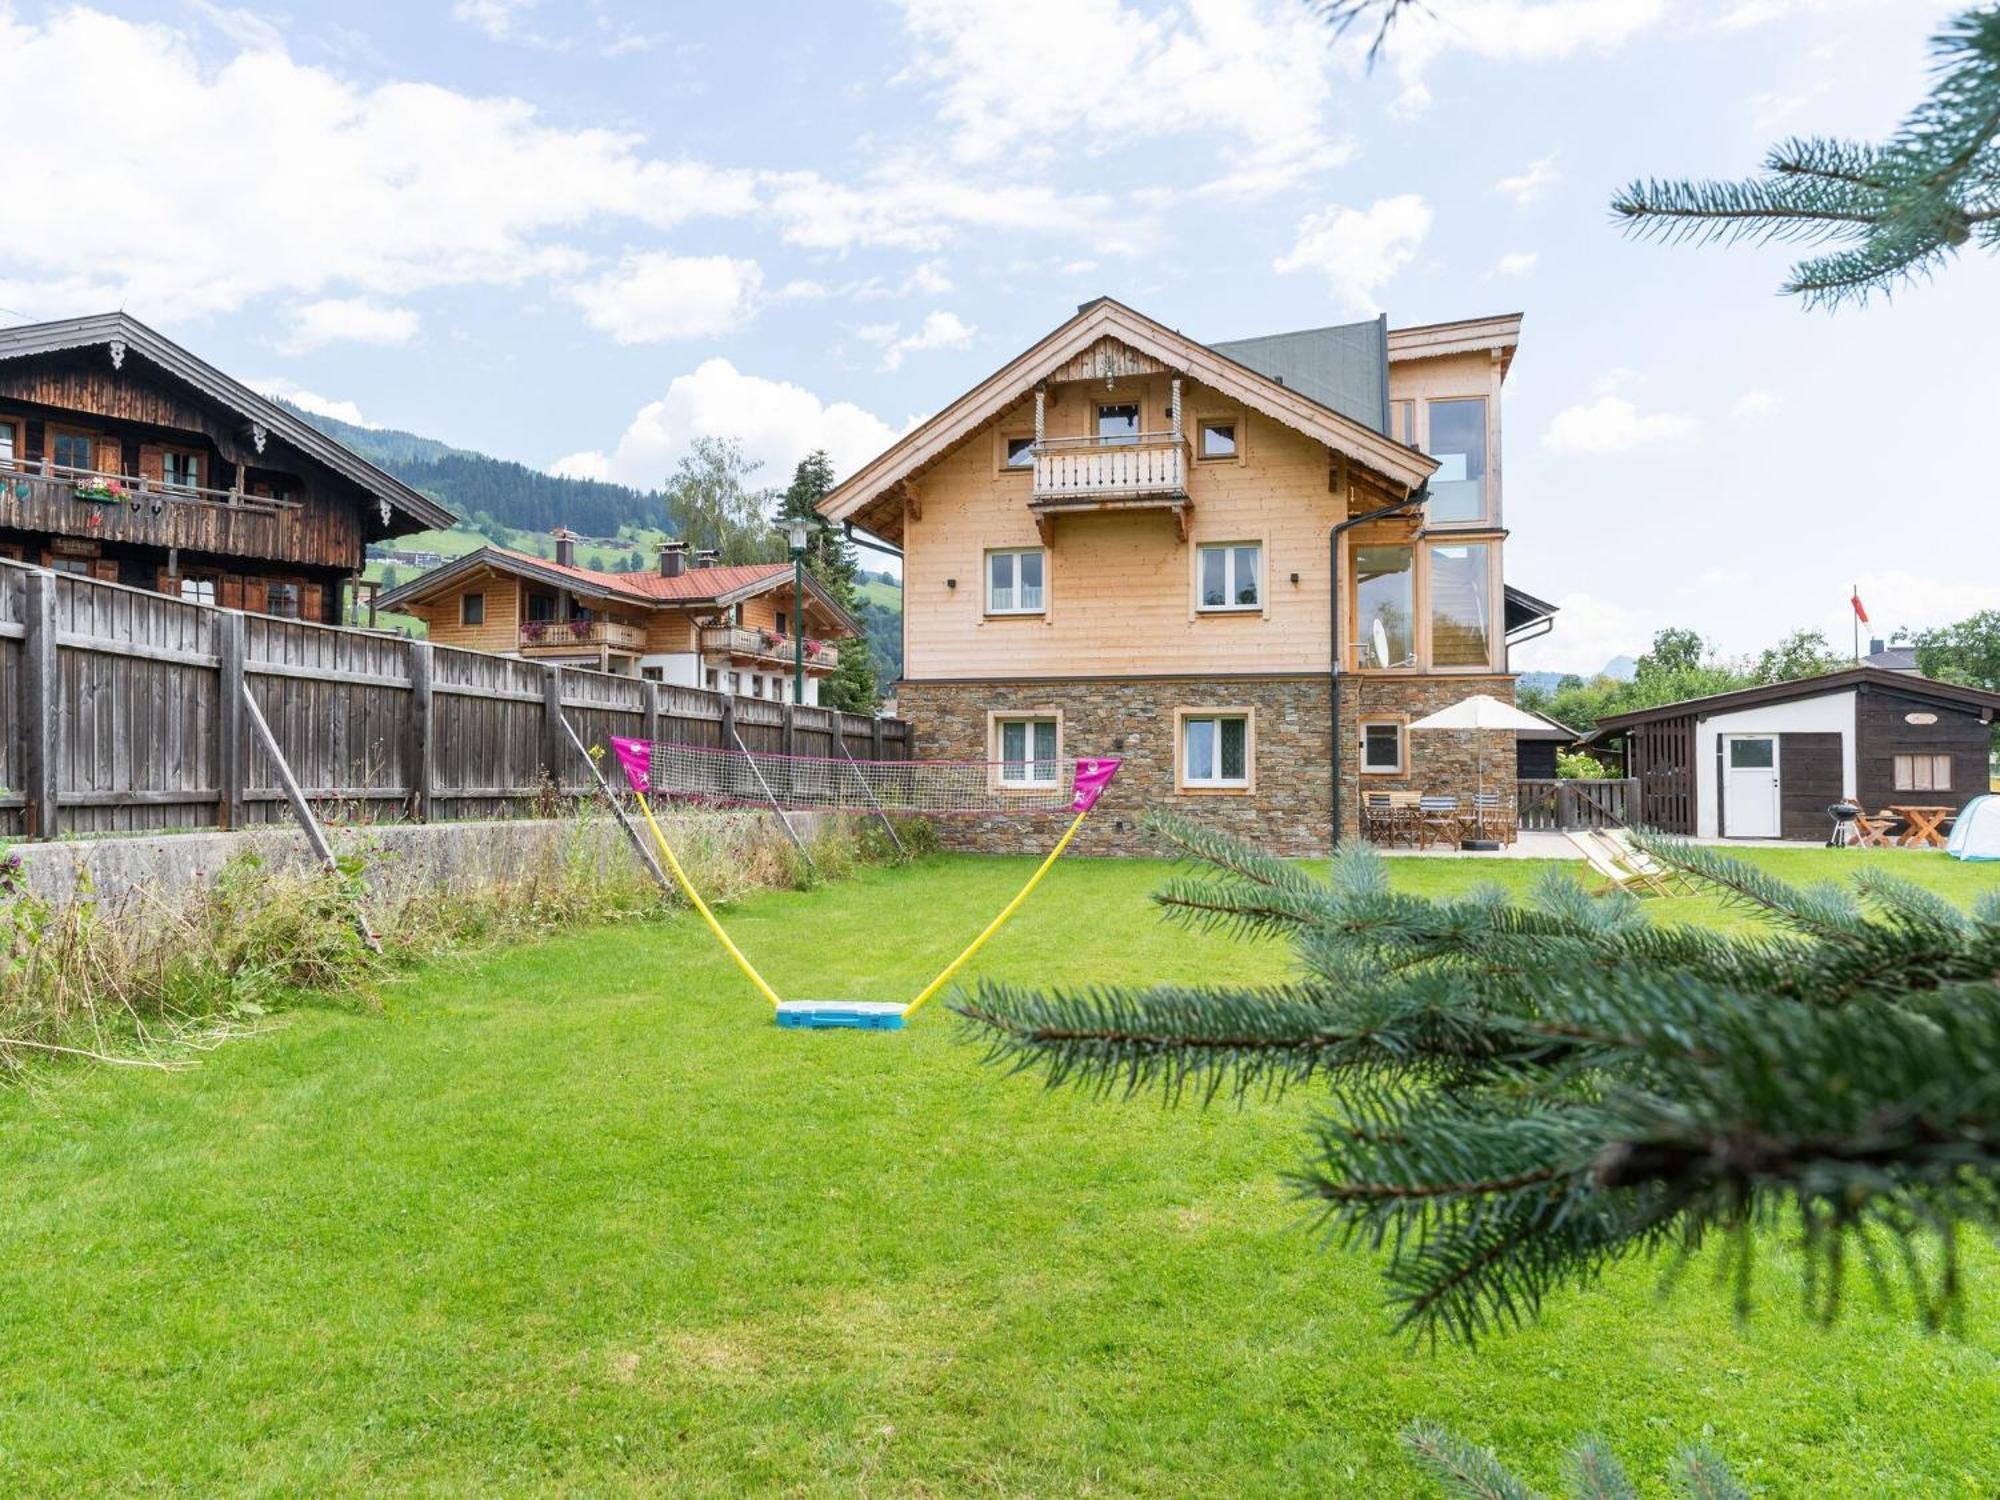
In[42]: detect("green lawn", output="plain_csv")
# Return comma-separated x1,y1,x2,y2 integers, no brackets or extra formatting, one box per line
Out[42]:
1,851,1996,1495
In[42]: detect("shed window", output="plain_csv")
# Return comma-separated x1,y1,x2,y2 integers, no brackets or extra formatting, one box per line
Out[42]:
461,591,485,626
1893,753,1952,792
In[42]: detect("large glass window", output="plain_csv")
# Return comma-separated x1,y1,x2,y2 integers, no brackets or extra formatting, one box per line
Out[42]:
1097,403,1140,445
1426,397,1488,524
1428,542,1494,668
1181,713,1250,788
997,715,1059,785
987,547,1046,614
1198,542,1260,610
1354,544,1415,669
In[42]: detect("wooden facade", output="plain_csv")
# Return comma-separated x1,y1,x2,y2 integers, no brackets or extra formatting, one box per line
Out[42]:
0,315,449,626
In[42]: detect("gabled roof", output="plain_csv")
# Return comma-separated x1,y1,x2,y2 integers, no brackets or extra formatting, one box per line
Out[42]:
1592,666,2000,734
1517,709,1581,742
376,546,862,636
0,311,454,532
817,297,1439,544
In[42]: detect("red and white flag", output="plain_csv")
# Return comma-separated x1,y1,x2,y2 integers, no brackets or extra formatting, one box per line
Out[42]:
1850,589,1869,625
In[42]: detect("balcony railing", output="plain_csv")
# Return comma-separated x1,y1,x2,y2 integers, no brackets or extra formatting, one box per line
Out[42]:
519,618,648,652
1031,432,1188,504
0,458,320,566
698,624,838,670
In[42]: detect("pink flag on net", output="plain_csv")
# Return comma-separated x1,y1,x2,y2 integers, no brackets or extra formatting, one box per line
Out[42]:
1069,757,1122,813
610,735,652,793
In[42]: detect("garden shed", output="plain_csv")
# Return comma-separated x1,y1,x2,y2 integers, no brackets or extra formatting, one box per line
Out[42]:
1589,667,2000,841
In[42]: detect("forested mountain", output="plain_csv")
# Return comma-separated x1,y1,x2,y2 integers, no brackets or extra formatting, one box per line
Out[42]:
282,402,668,536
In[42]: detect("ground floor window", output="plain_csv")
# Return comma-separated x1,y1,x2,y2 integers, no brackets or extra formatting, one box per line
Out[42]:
994,714,1059,785
265,582,301,619
179,575,218,607
1179,710,1252,790
1360,719,1404,774
1894,752,1952,792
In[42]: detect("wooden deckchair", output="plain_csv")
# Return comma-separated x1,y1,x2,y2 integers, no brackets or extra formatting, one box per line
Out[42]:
1603,827,1697,895
1565,830,1672,897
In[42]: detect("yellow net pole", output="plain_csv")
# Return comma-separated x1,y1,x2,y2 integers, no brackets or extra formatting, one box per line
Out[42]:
633,790,783,1012
902,806,1091,1019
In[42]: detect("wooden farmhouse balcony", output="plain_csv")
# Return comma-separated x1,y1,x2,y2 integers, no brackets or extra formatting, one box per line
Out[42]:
699,624,839,671
519,618,647,653
1028,432,1191,538
0,459,324,566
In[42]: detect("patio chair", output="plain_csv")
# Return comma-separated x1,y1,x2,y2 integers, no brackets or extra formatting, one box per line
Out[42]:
1417,794,1463,850
1471,791,1517,844
1362,791,1396,845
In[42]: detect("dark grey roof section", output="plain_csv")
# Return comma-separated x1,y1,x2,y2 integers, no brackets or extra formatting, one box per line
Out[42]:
1864,644,1920,671
1207,317,1388,433
0,311,454,532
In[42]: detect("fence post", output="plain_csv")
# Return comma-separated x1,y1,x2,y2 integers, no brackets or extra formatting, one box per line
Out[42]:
216,608,246,832
542,664,565,788
870,715,884,760
407,639,433,822
719,690,735,750
1556,782,1575,832
782,701,796,758
642,679,660,745
20,569,59,841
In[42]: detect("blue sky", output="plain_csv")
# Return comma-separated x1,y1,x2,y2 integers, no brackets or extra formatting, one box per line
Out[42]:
1,0,1991,672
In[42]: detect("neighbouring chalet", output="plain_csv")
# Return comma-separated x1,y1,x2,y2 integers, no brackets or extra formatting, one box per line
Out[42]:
0,313,452,621
816,296,1557,853
1588,667,2000,841
375,534,861,703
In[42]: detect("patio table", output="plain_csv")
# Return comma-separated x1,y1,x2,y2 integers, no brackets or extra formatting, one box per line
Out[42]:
1886,804,1955,849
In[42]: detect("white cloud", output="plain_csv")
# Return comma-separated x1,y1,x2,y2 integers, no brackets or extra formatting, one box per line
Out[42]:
1487,250,1539,279
562,254,763,344
892,0,1346,192
860,310,977,371
279,296,419,354
0,9,756,324
1509,590,1655,676
761,162,1135,256
1493,155,1561,205
550,359,906,490
1732,389,1780,419
1543,395,1697,454
1272,195,1433,314
907,259,954,295
255,376,374,428
453,0,534,41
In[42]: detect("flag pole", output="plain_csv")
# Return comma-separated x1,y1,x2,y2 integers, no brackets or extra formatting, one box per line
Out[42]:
1852,581,1859,663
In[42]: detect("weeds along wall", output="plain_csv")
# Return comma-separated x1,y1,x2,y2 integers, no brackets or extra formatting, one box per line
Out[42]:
0,559,911,841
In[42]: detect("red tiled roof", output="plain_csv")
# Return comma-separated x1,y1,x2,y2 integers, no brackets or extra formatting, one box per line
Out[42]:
488,548,791,604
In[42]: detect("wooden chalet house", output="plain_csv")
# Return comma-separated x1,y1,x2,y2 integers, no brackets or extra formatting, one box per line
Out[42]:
817,297,1556,853
376,534,860,704
0,313,452,621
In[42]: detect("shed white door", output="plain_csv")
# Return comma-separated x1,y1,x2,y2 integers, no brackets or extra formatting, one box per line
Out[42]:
1723,735,1781,838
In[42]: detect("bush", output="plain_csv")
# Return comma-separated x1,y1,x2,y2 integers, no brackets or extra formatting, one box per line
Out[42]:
1555,748,1612,780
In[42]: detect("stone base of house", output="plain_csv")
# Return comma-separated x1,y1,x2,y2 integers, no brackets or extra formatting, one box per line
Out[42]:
897,674,1518,857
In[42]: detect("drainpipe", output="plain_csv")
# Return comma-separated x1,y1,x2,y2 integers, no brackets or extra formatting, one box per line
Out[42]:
1330,485,1428,849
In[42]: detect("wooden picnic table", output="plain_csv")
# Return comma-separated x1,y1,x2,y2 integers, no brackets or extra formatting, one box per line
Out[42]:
1886,804,1955,849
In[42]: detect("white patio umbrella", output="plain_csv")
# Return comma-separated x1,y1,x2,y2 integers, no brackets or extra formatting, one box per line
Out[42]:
1406,693,1551,809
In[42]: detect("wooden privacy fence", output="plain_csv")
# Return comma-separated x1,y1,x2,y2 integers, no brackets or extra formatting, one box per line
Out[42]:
0,560,909,841
1515,778,1641,832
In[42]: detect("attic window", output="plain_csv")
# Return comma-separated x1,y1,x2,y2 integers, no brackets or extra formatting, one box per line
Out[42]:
1005,436,1035,468
461,591,485,626
1198,421,1237,460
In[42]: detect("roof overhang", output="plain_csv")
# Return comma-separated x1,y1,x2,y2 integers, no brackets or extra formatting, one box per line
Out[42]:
0,311,454,534
1388,314,1523,380
1592,666,2000,734
817,297,1438,545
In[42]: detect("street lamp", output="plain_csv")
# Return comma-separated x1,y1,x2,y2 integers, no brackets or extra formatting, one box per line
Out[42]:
786,519,810,705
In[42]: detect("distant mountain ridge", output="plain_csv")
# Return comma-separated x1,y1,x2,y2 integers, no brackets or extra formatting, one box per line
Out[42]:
282,401,668,538
1516,656,1638,696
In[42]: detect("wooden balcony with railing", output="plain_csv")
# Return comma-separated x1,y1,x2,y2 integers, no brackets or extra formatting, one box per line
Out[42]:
0,457,341,568
698,624,839,671
1026,431,1192,539
518,617,648,654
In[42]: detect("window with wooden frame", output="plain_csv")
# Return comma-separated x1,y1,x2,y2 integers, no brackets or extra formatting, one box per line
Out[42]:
179,574,219,607
1352,543,1416,670
1893,753,1952,792
460,591,486,626
46,556,94,576
525,592,558,624
265,581,301,619
1425,540,1497,670
1196,418,1238,461
49,429,96,475
1389,399,1415,446
1177,708,1254,792
0,416,18,467
1424,397,1489,525
1360,719,1405,775
992,712,1061,787
1196,541,1261,611
1096,402,1140,446
1001,433,1036,472
160,449,203,491
985,546,1046,615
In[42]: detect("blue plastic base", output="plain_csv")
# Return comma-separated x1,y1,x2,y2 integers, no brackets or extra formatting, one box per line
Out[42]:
775,1001,906,1031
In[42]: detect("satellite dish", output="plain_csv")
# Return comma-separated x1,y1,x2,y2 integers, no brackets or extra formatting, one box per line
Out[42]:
1372,618,1392,669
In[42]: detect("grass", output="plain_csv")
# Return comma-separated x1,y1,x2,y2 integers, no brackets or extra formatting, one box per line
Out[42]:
0,849,1995,1494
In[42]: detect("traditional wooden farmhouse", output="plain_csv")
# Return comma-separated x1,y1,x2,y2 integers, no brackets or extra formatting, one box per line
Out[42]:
816,297,1555,852
1588,667,2000,841
376,535,860,702
0,313,452,621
